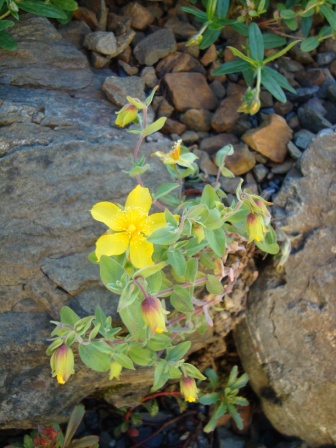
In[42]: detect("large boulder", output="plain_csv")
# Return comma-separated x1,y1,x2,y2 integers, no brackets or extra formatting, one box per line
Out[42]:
234,134,336,446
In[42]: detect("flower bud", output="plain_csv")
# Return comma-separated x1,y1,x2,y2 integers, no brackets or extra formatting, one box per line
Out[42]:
246,213,266,243
180,376,199,402
141,296,169,335
109,361,123,380
50,345,75,384
115,104,138,127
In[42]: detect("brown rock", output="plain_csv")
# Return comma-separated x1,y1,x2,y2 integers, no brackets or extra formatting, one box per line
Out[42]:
208,60,227,83
211,95,242,133
242,114,293,163
274,101,293,116
209,79,226,100
181,109,213,132
330,59,336,77
133,28,176,66
91,51,110,68
194,149,218,176
157,99,174,118
118,60,138,75
164,17,198,40
164,73,218,112
107,13,131,35
73,7,98,30
295,68,326,87
176,41,200,59
200,133,239,154
141,66,158,89
162,118,186,135
123,2,155,30
156,52,206,77
200,44,218,66
224,143,256,175
81,0,107,31
102,76,145,107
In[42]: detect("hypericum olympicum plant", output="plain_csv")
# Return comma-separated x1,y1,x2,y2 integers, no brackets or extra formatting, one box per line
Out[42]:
47,86,280,428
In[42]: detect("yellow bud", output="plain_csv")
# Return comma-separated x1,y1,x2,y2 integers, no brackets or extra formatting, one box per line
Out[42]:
50,345,75,384
141,296,169,335
180,376,199,402
246,213,266,243
109,361,123,380
115,104,138,127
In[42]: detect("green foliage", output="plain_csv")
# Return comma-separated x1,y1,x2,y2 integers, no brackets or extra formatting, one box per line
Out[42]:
10,405,98,448
182,0,336,113
46,87,282,431
0,0,78,50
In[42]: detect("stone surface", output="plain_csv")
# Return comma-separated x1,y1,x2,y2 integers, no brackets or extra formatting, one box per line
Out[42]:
211,95,242,133
0,15,93,90
200,133,239,154
123,2,155,30
133,28,176,66
298,102,333,133
156,52,206,76
102,75,145,107
181,108,213,132
164,73,218,112
242,115,293,163
83,31,117,55
234,134,336,446
225,143,256,176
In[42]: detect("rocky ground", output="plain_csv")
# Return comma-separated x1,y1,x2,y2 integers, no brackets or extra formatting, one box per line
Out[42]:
1,0,335,446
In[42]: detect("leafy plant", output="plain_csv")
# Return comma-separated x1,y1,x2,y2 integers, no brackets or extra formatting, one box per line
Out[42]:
5,405,99,448
0,0,78,50
46,87,279,429
182,0,336,113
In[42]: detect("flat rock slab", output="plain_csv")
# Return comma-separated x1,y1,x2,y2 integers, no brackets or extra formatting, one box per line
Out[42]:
133,28,176,66
0,15,93,90
164,72,218,112
234,134,336,446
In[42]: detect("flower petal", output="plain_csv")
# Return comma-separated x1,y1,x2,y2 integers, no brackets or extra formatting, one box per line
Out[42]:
125,185,152,213
95,233,129,260
143,213,167,235
129,234,154,268
91,202,125,231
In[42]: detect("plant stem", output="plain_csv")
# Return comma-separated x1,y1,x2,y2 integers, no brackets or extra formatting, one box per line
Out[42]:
0,9,11,20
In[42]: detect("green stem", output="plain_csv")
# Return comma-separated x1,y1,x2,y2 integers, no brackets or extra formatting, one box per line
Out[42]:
0,9,11,20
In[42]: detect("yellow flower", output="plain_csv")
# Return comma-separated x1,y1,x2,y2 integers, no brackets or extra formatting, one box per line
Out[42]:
141,296,169,335
152,140,198,168
180,376,199,402
115,103,138,127
91,185,167,268
109,361,123,380
50,345,75,385
246,212,266,243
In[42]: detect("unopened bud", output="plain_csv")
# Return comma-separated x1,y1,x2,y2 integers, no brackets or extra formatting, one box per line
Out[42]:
115,104,138,127
141,296,169,335
50,345,75,384
180,376,199,402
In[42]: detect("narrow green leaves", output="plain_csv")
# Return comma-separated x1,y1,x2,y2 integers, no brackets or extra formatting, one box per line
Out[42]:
18,1,68,19
248,23,264,62
212,59,251,75
300,36,319,52
141,117,167,138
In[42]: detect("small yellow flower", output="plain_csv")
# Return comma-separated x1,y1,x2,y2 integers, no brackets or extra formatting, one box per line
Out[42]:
246,212,266,243
141,296,169,335
50,345,75,384
115,104,138,127
109,361,123,380
91,185,167,268
152,140,198,168
238,87,261,115
180,376,199,402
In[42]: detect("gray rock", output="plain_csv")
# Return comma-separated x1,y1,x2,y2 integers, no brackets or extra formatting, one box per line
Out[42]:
83,31,117,55
234,134,336,446
0,15,93,90
316,51,336,66
287,141,302,160
216,427,245,448
102,75,145,107
133,28,177,66
252,163,269,182
294,129,315,150
327,83,336,102
298,103,333,133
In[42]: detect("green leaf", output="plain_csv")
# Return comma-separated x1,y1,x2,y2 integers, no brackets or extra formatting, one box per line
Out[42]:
215,144,234,167
183,363,206,380
232,372,249,389
168,249,186,277
147,227,180,245
18,1,68,19
164,208,179,227
0,20,15,31
79,343,111,372
146,333,171,351
0,31,17,50
100,255,126,286
145,85,159,106
171,285,194,313
212,59,251,75
51,0,77,11
169,365,182,379
200,184,220,209
129,343,154,366
200,251,217,269
166,341,191,362
280,8,296,19
300,36,319,52
283,17,298,30
320,4,336,29
153,183,179,200
262,66,296,93
263,39,299,64
262,33,286,49
126,163,150,177
221,166,235,178
205,227,226,257
69,436,99,448
301,15,313,37
260,68,287,102
203,402,228,432
200,28,221,49
205,367,218,388
133,262,165,279
152,361,170,391
117,281,140,312
248,23,264,62
146,270,163,294
141,117,167,137
62,404,85,448
206,0,217,19
227,404,244,430
217,0,230,18
181,5,208,20
113,352,135,370
206,274,223,294
185,258,198,283
184,238,208,257
119,299,147,342
256,240,280,254
60,306,80,326
227,46,258,67
199,392,220,405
